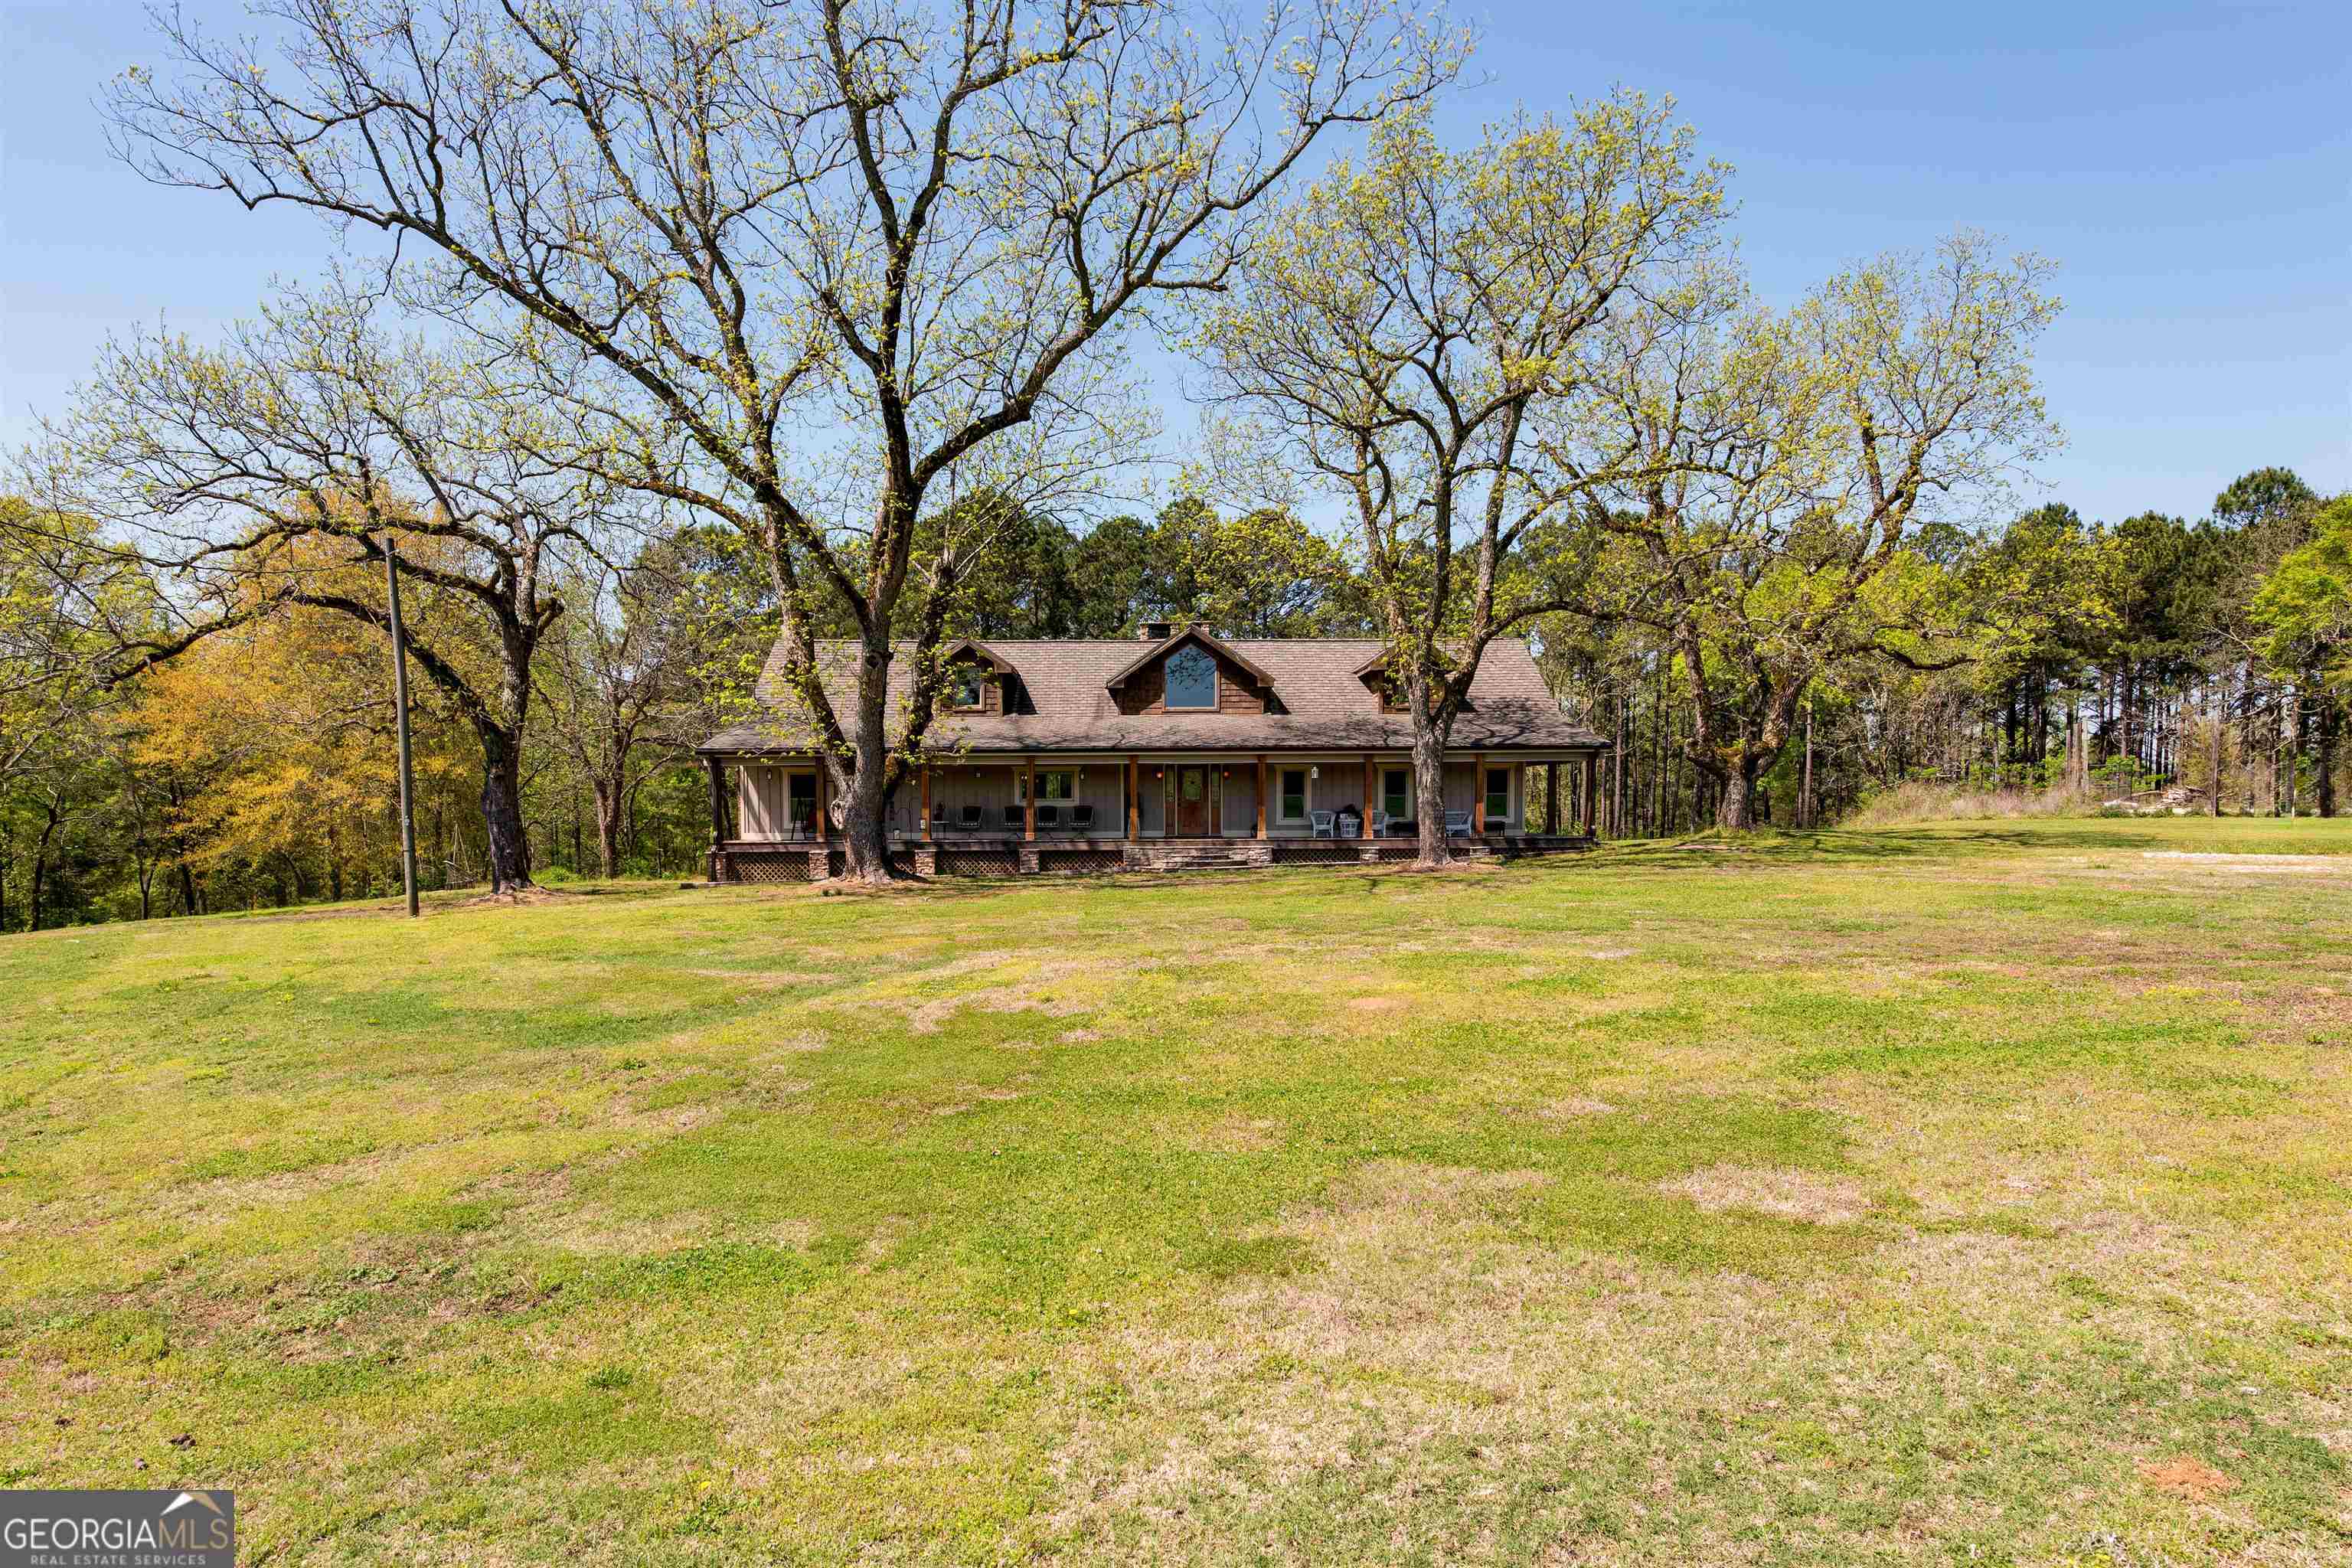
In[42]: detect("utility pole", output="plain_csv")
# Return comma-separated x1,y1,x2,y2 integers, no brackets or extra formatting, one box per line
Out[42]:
385,541,421,917
1800,687,1815,828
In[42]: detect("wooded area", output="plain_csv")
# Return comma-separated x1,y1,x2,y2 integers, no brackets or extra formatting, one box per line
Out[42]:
2,0,2346,927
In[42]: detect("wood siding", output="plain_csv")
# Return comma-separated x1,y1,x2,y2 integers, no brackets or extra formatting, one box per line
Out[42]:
1112,645,1270,716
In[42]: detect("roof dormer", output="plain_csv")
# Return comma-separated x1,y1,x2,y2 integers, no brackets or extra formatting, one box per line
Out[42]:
1104,626,1277,716
937,638,1018,715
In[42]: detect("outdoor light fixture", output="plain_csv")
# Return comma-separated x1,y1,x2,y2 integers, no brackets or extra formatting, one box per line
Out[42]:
1308,766,1319,780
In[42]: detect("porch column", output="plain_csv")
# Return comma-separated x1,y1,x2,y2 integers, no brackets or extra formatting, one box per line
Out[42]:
705,755,726,848
1472,752,1486,833
1127,756,1140,841
920,763,932,838
1545,761,1560,836
1514,762,1526,833
814,760,828,843
1024,757,1037,841
1582,754,1598,836
1362,754,1376,838
1255,754,1267,838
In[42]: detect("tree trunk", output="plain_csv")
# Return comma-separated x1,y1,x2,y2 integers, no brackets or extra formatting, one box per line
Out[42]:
477,723,535,893
593,779,624,880
1717,765,1757,830
2317,688,2339,818
1410,722,1450,867
2208,666,2228,816
27,799,60,933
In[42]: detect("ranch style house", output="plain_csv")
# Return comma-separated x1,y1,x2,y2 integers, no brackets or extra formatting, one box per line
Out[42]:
697,624,1610,880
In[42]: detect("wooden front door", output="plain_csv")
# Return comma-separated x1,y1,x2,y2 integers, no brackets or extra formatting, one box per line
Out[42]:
1175,766,1213,836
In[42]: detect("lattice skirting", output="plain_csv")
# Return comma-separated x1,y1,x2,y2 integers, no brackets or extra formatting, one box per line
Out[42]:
1037,848,1125,875
937,848,1021,877
1272,841,1362,864
728,849,813,883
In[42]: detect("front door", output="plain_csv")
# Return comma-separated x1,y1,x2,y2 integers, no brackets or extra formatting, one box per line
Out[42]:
1176,766,1213,836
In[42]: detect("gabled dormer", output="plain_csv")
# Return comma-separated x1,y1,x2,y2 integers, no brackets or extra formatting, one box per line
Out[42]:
936,639,1019,716
1105,626,1279,716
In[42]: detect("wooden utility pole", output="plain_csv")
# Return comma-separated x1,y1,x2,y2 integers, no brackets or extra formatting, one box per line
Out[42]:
384,542,420,917
1800,688,1815,829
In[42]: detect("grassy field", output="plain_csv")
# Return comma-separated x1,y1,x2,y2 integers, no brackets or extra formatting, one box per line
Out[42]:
3,816,2348,1566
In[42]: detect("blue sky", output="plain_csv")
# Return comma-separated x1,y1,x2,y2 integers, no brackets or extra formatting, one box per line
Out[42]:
3,0,2345,526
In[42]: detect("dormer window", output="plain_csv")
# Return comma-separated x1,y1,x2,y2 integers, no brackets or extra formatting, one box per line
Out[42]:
1164,645,1217,710
949,667,988,712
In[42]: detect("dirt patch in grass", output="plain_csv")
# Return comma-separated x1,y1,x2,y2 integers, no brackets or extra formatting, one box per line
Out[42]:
2138,1455,2238,1501
1659,1164,1871,1225
1533,1096,1616,1120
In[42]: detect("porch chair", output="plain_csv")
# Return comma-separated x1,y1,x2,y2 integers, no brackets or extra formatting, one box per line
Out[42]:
1367,808,1390,838
1309,809,1336,839
1444,808,1473,837
959,804,984,834
1001,805,1024,830
928,802,951,837
1070,803,1095,831
1035,803,1061,830
786,805,815,841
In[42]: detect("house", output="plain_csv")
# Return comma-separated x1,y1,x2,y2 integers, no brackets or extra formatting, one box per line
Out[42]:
696,624,1611,880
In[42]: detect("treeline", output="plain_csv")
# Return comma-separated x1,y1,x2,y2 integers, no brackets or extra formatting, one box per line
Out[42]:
10,468,2344,929
0,496,1374,929
1534,469,2348,833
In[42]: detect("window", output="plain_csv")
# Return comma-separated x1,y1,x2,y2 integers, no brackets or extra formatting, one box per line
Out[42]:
1382,768,1410,821
1279,768,1308,822
948,667,987,710
1018,769,1076,803
1485,767,1511,824
787,771,817,830
1163,645,1217,710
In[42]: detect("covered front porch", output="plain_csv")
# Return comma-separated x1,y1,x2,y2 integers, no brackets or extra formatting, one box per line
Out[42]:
702,750,1602,880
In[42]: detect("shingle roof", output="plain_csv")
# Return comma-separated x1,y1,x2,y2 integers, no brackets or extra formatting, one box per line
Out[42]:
699,634,1607,755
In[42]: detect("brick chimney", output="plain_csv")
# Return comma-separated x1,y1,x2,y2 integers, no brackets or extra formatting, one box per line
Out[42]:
1138,622,1173,641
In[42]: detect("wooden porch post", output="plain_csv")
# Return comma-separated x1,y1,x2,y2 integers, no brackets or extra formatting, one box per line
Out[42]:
920,763,932,838
1545,761,1560,836
1472,752,1486,833
706,756,727,848
1362,754,1376,838
1024,757,1037,841
1255,753,1267,838
1127,756,1140,841
1514,762,1525,832
814,759,828,843
1582,754,1598,836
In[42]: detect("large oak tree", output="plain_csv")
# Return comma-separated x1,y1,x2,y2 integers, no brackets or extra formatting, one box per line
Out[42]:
110,0,1462,881
1197,97,1726,863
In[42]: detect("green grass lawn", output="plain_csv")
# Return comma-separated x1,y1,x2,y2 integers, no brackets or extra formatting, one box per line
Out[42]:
3,817,2348,1565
